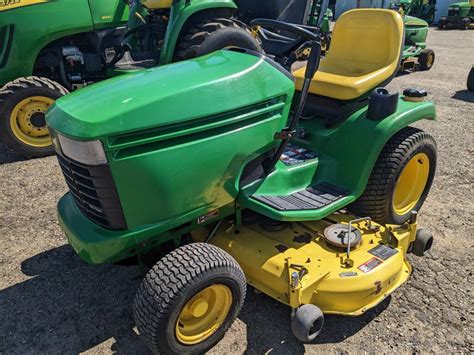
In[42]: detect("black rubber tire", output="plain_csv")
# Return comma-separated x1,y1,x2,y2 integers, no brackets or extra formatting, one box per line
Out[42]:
348,127,437,225
291,304,324,342
461,18,471,30
467,67,474,91
133,243,246,354
175,18,262,61
418,49,435,71
437,18,446,29
411,228,434,257
0,76,68,158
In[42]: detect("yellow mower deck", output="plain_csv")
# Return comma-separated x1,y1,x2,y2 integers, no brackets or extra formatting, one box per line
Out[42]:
192,213,417,315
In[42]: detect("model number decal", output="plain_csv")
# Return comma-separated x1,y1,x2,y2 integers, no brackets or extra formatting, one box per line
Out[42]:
197,210,219,224
0,0,50,12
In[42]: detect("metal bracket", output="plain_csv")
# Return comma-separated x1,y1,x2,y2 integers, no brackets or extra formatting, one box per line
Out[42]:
274,128,296,140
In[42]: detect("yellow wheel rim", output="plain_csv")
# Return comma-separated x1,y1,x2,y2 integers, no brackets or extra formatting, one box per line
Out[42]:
9,96,54,147
427,54,434,67
175,284,232,345
393,152,430,215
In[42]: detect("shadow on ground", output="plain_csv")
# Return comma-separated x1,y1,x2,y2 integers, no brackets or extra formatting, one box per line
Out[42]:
0,245,391,353
239,289,390,354
451,90,474,103
0,245,148,354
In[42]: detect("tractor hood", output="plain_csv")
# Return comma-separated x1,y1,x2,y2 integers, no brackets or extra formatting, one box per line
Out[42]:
404,15,428,27
449,2,470,8
46,50,294,142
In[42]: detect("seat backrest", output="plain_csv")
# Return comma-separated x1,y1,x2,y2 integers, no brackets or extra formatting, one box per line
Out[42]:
321,9,404,77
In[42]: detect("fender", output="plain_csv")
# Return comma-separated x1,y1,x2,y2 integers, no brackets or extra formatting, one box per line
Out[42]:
159,0,237,64
303,98,436,201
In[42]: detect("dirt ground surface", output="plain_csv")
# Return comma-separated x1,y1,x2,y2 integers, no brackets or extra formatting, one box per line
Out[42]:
1,28,473,354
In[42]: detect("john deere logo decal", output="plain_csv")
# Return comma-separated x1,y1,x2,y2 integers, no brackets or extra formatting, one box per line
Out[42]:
0,0,50,11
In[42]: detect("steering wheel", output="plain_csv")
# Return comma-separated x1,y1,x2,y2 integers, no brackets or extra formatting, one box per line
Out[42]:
250,19,320,42
250,19,321,68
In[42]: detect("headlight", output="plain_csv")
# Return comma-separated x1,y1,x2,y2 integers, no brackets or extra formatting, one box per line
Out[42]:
57,134,107,166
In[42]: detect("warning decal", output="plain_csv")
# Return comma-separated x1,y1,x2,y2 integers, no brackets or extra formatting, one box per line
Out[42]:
368,244,399,260
358,257,383,273
280,144,319,166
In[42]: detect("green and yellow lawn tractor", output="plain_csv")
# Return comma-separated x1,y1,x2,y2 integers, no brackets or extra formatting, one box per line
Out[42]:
47,6,437,354
389,0,437,24
400,15,436,71
438,0,474,29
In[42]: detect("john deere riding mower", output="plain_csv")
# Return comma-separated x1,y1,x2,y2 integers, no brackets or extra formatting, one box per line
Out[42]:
438,0,474,29
400,15,436,71
47,6,437,353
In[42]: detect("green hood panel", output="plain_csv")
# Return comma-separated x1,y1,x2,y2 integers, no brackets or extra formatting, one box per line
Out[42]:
449,2,471,8
47,50,294,142
404,15,428,27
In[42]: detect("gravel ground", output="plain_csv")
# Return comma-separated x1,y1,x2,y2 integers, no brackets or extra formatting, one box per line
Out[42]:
0,28,473,354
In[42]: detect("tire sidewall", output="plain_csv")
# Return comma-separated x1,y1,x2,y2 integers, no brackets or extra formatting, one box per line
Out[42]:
144,266,245,354
183,27,262,59
0,85,63,156
386,140,437,225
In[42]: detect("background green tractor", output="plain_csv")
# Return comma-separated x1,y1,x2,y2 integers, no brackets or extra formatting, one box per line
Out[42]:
400,15,435,71
389,0,437,24
438,0,474,29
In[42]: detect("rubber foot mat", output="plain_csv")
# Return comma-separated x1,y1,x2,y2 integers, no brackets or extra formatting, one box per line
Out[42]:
252,183,348,211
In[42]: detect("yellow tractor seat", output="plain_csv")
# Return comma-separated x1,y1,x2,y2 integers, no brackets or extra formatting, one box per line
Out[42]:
293,9,404,101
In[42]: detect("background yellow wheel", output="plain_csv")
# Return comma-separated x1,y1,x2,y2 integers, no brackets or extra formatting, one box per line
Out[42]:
349,127,436,225
134,243,246,354
0,76,68,158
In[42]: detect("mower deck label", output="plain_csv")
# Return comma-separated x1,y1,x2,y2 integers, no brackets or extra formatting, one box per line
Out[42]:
358,257,383,273
368,244,398,260
280,144,319,166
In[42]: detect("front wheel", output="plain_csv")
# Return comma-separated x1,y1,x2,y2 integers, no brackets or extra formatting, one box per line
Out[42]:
349,127,437,225
174,18,262,61
437,18,446,29
0,77,68,158
418,49,435,71
134,243,246,354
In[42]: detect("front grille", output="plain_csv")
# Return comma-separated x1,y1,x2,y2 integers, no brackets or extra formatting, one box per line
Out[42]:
57,153,127,230
447,8,459,16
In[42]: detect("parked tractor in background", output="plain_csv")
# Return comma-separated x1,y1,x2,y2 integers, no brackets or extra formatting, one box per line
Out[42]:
389,0,437,24
438,0,474,29
400,15,435,71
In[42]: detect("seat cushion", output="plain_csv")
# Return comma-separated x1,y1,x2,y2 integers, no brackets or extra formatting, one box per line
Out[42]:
293,9,404,101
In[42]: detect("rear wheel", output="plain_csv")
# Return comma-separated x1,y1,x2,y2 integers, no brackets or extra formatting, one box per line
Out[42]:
175,18,262,61
349,127,437,225
134,243,246,354
0,76,68,158
418,49,435,71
